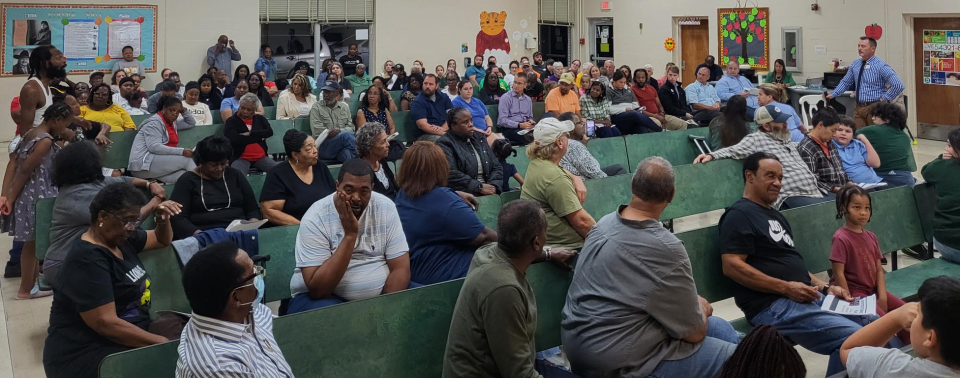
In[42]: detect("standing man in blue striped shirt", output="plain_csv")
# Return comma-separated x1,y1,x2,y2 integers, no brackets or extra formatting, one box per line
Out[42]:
828,37,904,129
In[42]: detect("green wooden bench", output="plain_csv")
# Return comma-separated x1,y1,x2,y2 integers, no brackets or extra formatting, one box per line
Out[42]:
176,124,224,149
661,159,744,221
211,111,223,125
140,246,190,318
581,174,633,219
101,130,138,169
98,261,571,378
500,190,521,206
486,104,499,132
475,194,502,229
131,114,152,127
266,120,296,155
625,128,709,169
585,137,629,173
294,117,311,134
393,111,416,144
532,102,546,121
261,225,300,303
263,106,277,120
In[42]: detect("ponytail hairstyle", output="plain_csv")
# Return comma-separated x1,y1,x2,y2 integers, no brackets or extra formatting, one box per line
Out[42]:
758,83,788,103
836,183,873,221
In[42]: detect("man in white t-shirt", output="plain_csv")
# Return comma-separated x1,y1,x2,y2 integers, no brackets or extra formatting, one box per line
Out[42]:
288,159,411,313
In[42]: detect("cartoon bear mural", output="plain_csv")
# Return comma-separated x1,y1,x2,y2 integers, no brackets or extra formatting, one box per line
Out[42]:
476,11,511,68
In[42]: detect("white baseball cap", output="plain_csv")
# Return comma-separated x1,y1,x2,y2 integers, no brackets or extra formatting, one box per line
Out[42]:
533,118,575,145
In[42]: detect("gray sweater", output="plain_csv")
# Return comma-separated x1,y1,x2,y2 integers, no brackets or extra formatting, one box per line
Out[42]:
128,112,196,172
47,177,134,264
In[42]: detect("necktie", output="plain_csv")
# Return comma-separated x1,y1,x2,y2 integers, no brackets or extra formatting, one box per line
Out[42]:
856,59,867,100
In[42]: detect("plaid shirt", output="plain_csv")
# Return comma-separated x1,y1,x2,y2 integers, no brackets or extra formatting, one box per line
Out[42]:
711,131,823,209
797,135,849,193
579,95,611,121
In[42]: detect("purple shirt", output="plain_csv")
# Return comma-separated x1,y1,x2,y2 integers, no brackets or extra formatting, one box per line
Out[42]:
497,90,533,129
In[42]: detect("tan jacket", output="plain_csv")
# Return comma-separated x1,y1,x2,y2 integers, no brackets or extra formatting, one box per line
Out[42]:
275,89,317,120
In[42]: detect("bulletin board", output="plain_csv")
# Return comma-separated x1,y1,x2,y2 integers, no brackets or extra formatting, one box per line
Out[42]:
921,29,960,86
717,7,770,70
1,3,157,76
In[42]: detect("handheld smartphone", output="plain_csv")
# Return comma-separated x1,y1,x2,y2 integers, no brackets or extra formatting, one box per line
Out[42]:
586,120,596,137
386,132,399,141
517,129,532,135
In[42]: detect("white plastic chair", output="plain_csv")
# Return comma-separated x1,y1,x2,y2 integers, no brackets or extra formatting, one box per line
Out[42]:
798,94,821,127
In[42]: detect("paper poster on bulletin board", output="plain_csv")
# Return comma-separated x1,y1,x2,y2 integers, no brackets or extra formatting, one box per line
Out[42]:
1,3,156,76
922,29,960,86
718,7,770,70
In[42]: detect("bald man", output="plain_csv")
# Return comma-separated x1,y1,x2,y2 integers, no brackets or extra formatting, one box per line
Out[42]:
206,35,241,80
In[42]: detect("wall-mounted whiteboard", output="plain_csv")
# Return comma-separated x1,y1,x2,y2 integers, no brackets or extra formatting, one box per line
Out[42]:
2,3,157,76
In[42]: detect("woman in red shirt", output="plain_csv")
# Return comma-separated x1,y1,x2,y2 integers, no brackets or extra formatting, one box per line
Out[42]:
224,93,277,174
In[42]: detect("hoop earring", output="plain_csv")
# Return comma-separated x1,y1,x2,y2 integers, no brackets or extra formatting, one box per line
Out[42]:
99,222,103,227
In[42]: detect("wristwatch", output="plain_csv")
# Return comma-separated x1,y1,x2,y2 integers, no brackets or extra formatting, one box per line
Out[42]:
819,285,831,295
543,246,552,261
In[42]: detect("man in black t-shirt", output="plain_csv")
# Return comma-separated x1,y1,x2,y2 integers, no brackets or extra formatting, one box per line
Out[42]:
719,152,900,377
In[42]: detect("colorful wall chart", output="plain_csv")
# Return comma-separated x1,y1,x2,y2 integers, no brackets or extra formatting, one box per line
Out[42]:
922,29,960,86
717,7,770,70
2,3,157,76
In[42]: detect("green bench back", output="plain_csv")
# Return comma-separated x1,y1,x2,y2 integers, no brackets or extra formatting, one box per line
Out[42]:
661,159,744,220
912,183,937,245
581,174,633,219
101,130,138,169
176,124,224,149
99,260,573,378
263,106,277,120
131,114,152,127
585,137,629,172
532,102,545,121
625,128,709,169
266,120,296,154
294,117,311,134
486,105,499,131
261,225,300,303
500,190,521,205
211,110,223,125
393,111,415,143
139,246,190,318
476,194,502,228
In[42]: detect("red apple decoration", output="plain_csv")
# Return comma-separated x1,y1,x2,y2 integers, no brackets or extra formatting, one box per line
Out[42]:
736,36,742,44
727,23,734,31
136,16,145,23
757,32,764,41
865,24,883,40
749,23,756,31
739,12,746,20
723,48,729,55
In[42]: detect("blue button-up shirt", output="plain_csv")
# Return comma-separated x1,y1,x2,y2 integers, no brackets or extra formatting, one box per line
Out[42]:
685,81,721,108
176,304,293,378
715,74,759,109
833,139,883,184
830,55,904,102
206,44,242,80
497,90,533,129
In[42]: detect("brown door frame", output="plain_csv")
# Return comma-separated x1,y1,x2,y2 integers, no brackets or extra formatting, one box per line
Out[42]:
676,17,711,85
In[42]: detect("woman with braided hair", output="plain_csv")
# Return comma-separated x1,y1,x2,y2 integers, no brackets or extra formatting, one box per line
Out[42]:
0,101,75,299
717,325,806,378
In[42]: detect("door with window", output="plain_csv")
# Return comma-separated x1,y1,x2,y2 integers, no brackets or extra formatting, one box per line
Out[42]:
589,18,613,67
680,22,709,85
915,18,960,140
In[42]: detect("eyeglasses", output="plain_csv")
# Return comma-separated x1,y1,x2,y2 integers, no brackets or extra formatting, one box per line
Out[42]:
234,265,265,290
106,211,142,230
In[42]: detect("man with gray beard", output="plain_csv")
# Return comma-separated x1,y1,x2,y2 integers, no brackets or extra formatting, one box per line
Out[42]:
693,104,826,209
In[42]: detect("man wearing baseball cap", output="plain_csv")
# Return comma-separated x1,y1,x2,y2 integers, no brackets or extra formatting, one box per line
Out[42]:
544,73,582,120
693,104,825,209
309,80,358,163
520,118,596,250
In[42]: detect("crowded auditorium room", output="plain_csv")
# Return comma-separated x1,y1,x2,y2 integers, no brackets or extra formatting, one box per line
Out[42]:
0,0,959,377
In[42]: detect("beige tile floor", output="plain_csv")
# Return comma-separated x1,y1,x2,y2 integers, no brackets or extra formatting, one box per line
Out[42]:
0,139,946,378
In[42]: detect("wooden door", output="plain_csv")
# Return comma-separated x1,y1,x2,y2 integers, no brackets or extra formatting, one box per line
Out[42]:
915,18,960,132
681,23,709,85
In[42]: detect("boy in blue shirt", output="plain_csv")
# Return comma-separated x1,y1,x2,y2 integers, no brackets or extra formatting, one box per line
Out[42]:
840,276,960,377
833,117,883,184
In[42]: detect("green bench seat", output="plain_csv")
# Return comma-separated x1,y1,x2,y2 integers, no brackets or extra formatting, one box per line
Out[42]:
475,194,502,229
625,128,709,169
131,114,152,127
263,106,277,120
101,130,138,169
661,159,743,221
265,120,296,155
585,137,629,173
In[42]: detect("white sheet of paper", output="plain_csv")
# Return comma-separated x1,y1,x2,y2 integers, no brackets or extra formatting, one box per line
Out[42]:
108,21,141,57
821,294,877,316
859,182,889,190
225,219,268,232
314,129,331,148
64,21,100,59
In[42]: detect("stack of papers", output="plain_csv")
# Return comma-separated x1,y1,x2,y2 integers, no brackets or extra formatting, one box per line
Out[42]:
821,294,877,316
858,182,888,190
226,219,269,232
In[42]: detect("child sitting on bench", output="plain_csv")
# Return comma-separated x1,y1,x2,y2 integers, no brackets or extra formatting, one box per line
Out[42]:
832,116,883,185
830,184,909,344
840,276,960,377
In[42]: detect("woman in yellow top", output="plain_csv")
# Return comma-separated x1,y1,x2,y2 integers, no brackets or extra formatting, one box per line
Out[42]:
80,83,135,132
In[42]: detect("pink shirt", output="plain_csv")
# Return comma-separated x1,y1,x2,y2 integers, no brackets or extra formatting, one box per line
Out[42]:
829,227,882,297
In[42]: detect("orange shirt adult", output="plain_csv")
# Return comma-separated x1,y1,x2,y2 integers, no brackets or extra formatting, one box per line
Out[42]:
544,87,580,115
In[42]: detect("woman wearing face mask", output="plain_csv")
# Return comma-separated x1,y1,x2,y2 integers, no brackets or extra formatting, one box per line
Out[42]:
177,241,294,377
196,74,222,111
220,79,264,120
170,135,262,240
127,96,197,183
399,73,423,111
182,82,213,126
224,93,277,174
42,183,179,378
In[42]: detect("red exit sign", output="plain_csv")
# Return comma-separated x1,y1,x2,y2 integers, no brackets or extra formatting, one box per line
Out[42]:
601,1,611,10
